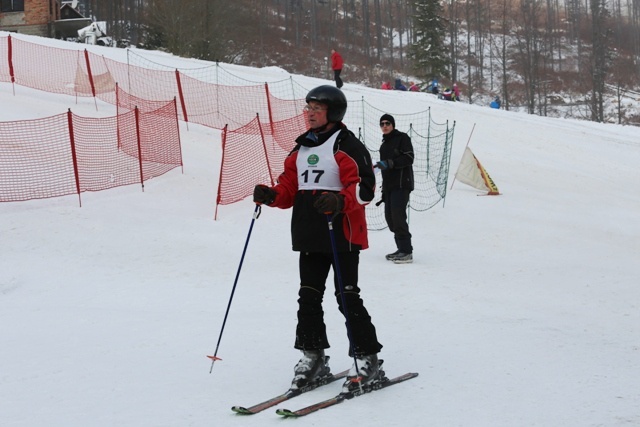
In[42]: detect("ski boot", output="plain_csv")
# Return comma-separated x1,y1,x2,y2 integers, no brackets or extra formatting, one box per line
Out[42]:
342,354,386,394
290,349,331,390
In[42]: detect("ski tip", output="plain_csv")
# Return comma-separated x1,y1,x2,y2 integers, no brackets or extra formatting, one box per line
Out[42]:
231,406,254,415
276,409,299,417
206,355,222,361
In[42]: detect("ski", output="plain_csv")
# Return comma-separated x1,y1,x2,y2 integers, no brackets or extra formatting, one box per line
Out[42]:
275,372,418,418
231,369,349,415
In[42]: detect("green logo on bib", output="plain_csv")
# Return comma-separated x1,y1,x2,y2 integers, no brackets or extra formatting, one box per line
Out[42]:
307,154,319,165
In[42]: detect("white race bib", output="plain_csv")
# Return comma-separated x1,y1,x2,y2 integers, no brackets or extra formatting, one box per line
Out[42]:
296,132,343,191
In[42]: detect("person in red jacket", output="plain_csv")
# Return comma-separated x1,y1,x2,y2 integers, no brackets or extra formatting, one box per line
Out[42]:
253,85,383,394
330,49,344,88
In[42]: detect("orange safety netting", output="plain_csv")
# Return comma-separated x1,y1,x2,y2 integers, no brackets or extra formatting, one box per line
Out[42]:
0,35,454,222
0,101,182,204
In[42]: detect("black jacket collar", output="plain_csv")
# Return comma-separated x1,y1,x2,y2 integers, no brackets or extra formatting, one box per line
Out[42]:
298,122,344,147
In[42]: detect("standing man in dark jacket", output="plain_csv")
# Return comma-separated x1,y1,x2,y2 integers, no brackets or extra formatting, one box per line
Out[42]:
253,85,384,394
376,114,415,264
330,49,344,88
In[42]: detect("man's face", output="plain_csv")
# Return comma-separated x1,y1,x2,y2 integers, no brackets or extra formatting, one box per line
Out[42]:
380,120,394,135
305,101,329,130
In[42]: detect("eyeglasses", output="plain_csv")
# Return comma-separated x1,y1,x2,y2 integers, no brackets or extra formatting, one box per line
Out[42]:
380,121,392,127
304,105,327,113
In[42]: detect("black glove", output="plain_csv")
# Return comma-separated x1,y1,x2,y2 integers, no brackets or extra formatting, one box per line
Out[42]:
314,192,344,214
253,185,276,205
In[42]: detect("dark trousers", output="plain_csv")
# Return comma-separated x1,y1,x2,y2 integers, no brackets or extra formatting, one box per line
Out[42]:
294,251,382,356
333,69,343,88
384,188,413,254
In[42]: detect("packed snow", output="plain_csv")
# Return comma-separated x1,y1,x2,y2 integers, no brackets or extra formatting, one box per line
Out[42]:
1,32,639,426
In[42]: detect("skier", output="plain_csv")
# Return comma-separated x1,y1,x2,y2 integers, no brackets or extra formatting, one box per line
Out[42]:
253,85,384,394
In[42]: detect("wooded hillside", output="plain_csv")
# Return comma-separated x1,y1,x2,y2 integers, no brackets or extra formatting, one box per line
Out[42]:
85,0,640,124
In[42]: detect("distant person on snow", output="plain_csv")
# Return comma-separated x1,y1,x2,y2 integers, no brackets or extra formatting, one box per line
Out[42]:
394,79,407,91
440,87,454,101
430,78,439,95
330,49,344,88
408,82,420,92
253,85,384,395
381,81,392,90
453,83,460,101
490,96,501,109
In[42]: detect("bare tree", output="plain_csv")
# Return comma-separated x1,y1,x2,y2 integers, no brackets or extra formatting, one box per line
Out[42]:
374,0,383,61
444,0,461,85
363,0,372,63
492,0,514,109
513,0,545,114
589,0,612,122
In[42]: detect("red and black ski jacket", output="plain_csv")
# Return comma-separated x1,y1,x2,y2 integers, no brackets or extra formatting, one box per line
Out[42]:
268,124,375,253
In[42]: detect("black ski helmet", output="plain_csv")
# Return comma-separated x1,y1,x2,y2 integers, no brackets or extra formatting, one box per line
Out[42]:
305,85,347,122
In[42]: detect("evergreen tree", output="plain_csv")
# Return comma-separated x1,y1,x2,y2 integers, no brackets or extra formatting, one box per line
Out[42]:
409,0,449,80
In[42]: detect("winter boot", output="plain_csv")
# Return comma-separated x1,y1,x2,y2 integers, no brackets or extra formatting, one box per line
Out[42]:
392,253,413,264
342,354,385,393
290,349,330,390
385,250,400,261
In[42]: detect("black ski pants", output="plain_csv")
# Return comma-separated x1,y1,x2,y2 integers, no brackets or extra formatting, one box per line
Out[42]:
384,188,413,254
294,251,382,357
333,69,343,88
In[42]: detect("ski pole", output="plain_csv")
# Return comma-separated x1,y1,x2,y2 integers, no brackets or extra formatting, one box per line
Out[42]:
325,213,363,389
207,204,261,373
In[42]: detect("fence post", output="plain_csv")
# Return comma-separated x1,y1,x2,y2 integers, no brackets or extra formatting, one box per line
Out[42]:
264,82,275,136
361,96,366,144
256,114,275,186
83,49,97,110
175,69,189,126
8,34,15,87
67,109,82,207
116,83,122,150
173,97,184,173
134,106,145,191
215,124,229,220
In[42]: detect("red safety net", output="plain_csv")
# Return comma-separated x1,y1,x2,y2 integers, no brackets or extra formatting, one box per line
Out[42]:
2,35,455,222
114,83,177,114
173,73,270,129
11,37,88,97
0,101,183,204
215,112,308,214
0,114,77,202
217,118,274,207
0,34,11,83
